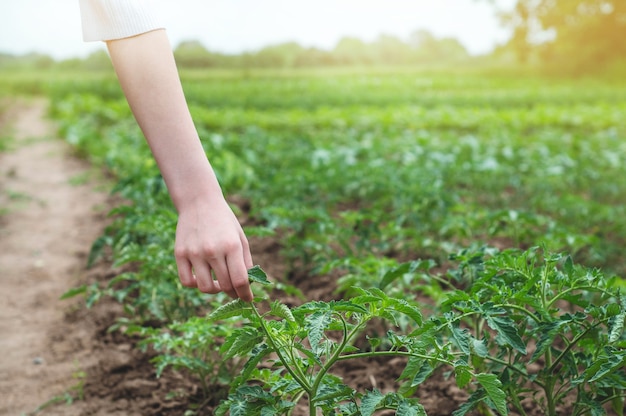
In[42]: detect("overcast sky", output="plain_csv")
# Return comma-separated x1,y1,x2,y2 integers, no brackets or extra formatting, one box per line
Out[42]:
0,0,515,60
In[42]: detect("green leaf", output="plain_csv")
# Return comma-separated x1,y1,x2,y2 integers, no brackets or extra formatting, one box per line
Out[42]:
396,399,427,416
398,355,423,382
351,294,383,305
360,389,384,416
260,406,277,416
476,374,508,415
312,384,354,404
248,265,271,285
452,390,485,416
386,298,422,325
235,344,272,388
379,260,428,291
305,311,333,354
269,301,295,322
329,300,368,314
530,321,561,363
209,299,250,321
87,235,111,267
449,323,471,355
608,309,625,344
221,326,264,359
454,361,472,389
229,396,249,416
411,361,434,387
471,338,489,358
485,316,527,355
587,350,626,383
59,285,87,300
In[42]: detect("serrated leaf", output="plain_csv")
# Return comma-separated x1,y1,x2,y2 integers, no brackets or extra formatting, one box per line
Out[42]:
530,321,561,363
260,406,276,416
360,389,384,416
368,287,389,301
248,265,271,285
476,374,508,415
454,361,472,388
312,384,354,404
235,344,272,388
452,390,486,416
237,385,272,400
305,311,333,354
386,298,422,325
209,299,250,321
608,310,624,344
588,351,626,383
486,315,527,355
449,323,471,355
471,337,489,358
294,341,324,366
398,355,423,382
270,301,295,322
396,400,427,416
221,326,264,359
330,300,368,314
229,396,249,416
351,294,383,305
411,361,434,387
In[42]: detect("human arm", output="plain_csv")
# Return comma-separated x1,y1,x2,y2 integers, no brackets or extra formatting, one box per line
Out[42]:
105,29,253,301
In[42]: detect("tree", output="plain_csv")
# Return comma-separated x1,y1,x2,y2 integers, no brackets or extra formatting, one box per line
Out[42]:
500,0,626,73
174,40,218,68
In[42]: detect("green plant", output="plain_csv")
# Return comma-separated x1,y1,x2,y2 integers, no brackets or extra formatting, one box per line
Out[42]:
129,316,240,405
211,251,625,416
29,362,86,415
439,246,626,416
211,267,511,416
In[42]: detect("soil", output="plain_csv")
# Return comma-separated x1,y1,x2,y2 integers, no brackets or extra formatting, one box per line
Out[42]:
0,101,610,416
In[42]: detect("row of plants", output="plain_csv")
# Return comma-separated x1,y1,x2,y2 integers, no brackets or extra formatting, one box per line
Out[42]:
48,69,626,415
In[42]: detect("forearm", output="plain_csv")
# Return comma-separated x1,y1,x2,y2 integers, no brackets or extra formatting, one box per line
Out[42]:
105,29,221,211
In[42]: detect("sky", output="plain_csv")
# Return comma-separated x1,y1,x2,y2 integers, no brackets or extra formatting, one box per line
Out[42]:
0,0,516,60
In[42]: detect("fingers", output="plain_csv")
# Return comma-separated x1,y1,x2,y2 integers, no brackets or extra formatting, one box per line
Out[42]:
175,255,198,288
175,239,254,301
226,248,254,302
190,260,222,295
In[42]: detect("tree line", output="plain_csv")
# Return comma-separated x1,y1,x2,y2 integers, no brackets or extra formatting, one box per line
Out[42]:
0,30,469,72
2,1,625,75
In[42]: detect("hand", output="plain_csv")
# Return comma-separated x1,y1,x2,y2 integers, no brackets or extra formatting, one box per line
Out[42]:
173,197,254,302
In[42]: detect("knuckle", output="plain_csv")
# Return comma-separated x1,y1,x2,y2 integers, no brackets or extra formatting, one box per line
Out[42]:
221,239,241,253
200,243,219,257
232,279,249,290
197,282,215,293
174,246,187,259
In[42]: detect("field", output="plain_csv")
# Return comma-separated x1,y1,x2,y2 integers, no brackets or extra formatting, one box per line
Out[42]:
2,67,626,415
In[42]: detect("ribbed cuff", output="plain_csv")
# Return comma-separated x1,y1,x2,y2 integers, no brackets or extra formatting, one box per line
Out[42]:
79,0,165,42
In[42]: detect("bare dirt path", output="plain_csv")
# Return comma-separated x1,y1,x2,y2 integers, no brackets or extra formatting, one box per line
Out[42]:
0,100,111,416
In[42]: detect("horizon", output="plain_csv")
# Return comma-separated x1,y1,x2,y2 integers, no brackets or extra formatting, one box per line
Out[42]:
0,1,515,60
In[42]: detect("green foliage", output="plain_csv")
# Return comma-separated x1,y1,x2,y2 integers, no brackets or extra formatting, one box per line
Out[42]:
208,252,626,416
131,316,239,398
47,69,626,414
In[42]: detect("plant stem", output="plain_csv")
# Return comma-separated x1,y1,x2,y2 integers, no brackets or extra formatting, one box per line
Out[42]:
309,313,358,416
336,350,455,367
250,303,312,393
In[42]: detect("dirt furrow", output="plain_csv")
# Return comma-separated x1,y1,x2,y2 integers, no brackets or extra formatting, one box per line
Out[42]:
0,100,111,415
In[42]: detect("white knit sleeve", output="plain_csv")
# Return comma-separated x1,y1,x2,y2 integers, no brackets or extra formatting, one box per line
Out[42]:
79,0,165,42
